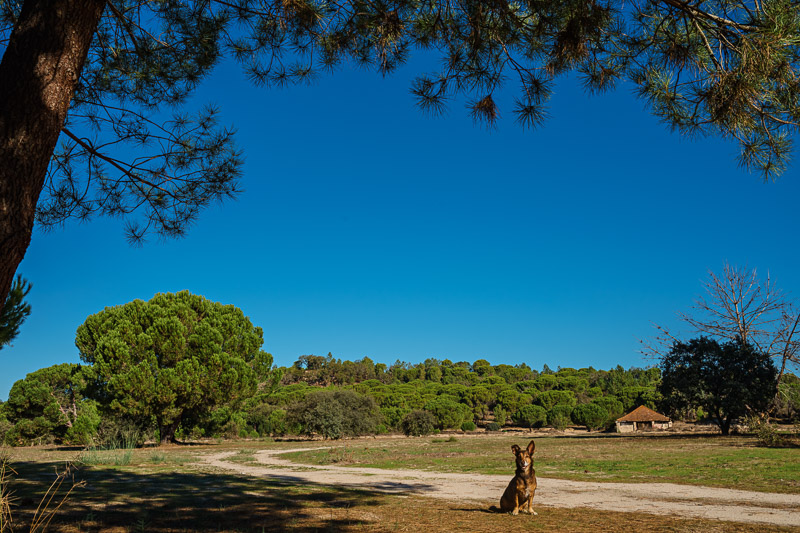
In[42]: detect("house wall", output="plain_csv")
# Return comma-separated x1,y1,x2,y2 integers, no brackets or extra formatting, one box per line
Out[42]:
616,420,672,432
616,421,636,433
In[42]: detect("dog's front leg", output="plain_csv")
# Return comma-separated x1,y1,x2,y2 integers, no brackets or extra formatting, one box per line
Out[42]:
511,494,522,516
525,493,538,516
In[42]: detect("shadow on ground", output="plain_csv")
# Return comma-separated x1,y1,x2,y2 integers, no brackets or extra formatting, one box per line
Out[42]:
6,458,437,532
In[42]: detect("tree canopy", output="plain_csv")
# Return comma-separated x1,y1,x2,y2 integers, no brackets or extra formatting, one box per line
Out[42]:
75,291,272,443
0,275,31,350
3,363,98,445
2,0,800,307
659,337,777,435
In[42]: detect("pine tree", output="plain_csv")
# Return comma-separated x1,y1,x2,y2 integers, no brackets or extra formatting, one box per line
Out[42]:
0,276,32,350
2,0,799,305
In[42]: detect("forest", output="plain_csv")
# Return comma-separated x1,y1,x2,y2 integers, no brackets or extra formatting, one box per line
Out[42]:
1,291,798,446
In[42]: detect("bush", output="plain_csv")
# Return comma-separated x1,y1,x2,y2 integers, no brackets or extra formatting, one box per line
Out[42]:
745,415,787,447
571,403,609,431
513,405,547,430
485,422,501,432
246,404,288,437
287,390,382,439
64,401,101,445
547,404,573,429
401,410,437,437
461,421,476,432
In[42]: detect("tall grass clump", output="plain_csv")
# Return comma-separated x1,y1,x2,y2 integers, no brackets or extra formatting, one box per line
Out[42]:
80,424,141,467
1,452,14,532
1,451,83,532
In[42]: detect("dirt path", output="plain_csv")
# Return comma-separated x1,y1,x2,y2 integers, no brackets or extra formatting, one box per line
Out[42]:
199,448,800,528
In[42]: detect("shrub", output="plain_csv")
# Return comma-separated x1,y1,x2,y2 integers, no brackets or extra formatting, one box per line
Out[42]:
246,404,288,437
745,415,787,447
461,421,476,432
547,404,573,429
513,405,547,430
287,390,382,439
64,401,101,445
571,403,609,431
401,410,437,437
485,422,501,431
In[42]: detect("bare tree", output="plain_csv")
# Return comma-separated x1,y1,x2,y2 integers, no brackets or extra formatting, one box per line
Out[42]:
645,263,800,387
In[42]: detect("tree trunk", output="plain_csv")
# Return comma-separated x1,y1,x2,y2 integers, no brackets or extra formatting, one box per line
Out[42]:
160,419,181,445
0,0,105,304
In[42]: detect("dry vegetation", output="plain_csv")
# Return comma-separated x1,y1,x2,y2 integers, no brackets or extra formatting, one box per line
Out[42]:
0,432,798,532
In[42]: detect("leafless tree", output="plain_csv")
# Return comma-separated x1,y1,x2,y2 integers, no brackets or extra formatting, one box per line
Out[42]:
644,263,800,388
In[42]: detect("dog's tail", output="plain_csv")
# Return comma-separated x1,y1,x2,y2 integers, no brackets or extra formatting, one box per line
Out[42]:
489,505,501,513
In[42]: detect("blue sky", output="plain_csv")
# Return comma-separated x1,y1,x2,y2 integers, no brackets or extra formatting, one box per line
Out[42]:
3,54,800,399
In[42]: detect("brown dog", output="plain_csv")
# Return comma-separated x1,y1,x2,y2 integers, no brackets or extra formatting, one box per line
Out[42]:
495,440,537,515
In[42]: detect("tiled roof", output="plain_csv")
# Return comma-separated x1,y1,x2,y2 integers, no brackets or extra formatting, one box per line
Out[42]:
616,405,671,423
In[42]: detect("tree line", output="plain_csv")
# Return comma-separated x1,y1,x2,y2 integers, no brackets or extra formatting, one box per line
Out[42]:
1,290,797,446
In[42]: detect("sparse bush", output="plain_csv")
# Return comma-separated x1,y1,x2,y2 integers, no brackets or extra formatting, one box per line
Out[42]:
571,403,609,431
745,415,787,447
485,422,501,431
461,421,476,432
401,410,437,437
547,404,573,429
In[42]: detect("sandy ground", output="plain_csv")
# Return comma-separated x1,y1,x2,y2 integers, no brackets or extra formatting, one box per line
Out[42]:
199,447,800,528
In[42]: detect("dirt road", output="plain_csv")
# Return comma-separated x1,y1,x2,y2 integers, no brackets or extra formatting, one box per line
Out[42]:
199,447,800,528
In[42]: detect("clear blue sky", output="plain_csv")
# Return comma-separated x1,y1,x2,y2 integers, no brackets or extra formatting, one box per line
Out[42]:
3,54,799,399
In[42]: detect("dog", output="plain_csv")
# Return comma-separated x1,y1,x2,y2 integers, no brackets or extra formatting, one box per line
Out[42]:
492,440,537,515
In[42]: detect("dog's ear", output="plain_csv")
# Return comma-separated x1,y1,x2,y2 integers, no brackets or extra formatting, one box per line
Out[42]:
511,445,521,455
527,440,535,455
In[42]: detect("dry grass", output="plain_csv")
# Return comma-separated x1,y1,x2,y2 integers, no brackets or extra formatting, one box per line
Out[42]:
1,435,798,532
282,432,800,493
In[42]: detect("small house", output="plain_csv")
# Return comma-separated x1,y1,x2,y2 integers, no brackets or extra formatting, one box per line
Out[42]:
615,405,672,433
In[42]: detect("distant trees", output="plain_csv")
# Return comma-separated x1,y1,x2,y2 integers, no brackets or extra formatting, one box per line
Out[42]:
547,405,573,430
659,337,777,435
76,291,272,443
513,405,547,431
0,276,31,350
3,295,683,442
571,403,609,431
3,363,99,445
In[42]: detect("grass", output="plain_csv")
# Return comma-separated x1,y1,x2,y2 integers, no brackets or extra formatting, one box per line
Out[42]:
2,446,796,533
281,433,800,494
0,434,797,531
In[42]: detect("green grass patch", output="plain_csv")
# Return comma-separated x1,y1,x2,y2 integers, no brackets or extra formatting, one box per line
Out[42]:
281,434,800,493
